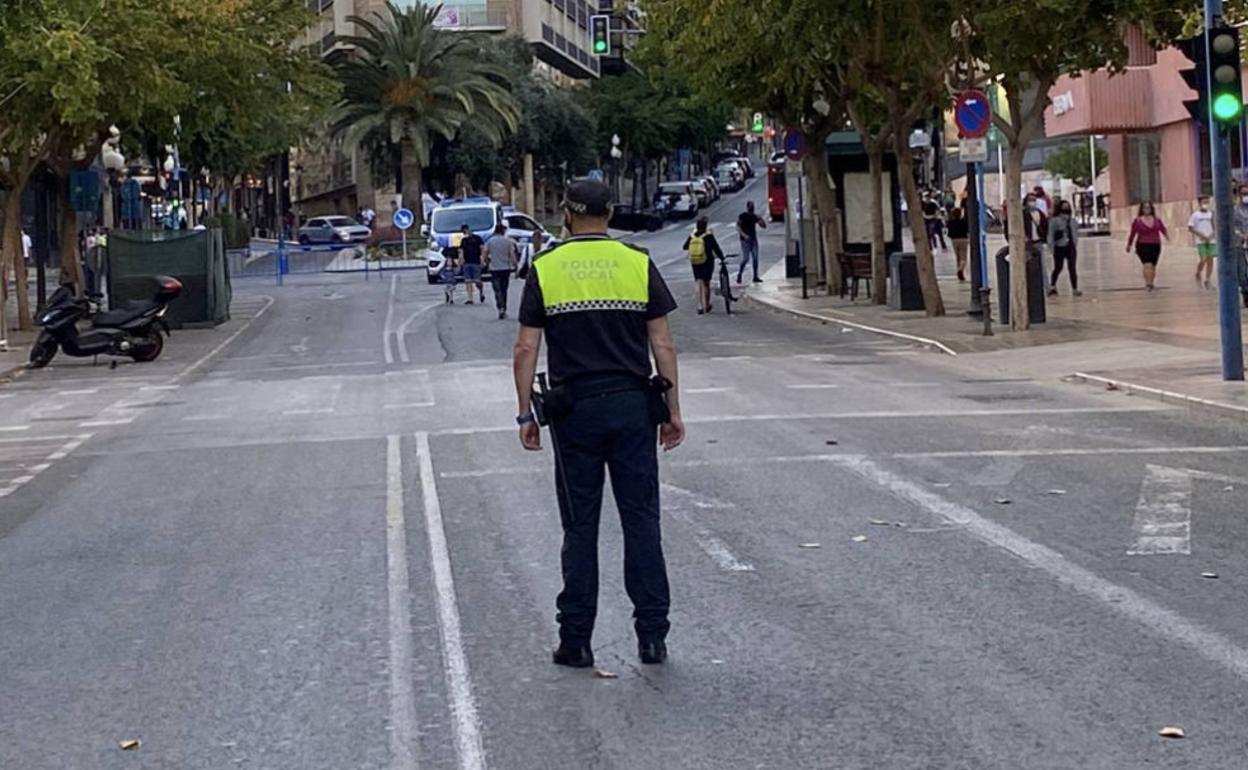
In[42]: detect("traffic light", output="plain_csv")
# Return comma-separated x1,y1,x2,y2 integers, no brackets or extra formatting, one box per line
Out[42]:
590,15,610,56
1178,32,1209,127
1209,22,1243,129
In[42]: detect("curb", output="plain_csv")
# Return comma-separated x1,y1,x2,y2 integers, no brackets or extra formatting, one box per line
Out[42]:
1069,372,1248,422
742,291,959,356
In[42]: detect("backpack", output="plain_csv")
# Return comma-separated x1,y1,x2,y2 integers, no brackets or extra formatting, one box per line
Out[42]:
688,234,707,265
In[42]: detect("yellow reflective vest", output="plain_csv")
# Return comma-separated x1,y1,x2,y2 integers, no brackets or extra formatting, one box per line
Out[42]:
533,238,650,316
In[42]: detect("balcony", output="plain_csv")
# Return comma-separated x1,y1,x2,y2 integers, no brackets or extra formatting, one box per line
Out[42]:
432,3,509,31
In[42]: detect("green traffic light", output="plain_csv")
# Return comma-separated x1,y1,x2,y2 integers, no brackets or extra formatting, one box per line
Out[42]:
1214,92,1243,121
594,40,607,53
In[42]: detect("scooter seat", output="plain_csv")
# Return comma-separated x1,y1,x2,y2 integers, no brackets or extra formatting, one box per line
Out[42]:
95,300,159,328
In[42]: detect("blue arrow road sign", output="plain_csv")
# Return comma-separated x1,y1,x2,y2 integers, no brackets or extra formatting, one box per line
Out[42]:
393,208,414,230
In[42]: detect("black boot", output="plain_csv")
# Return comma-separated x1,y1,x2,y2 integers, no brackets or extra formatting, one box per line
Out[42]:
552,644,594,668
638,640,667,665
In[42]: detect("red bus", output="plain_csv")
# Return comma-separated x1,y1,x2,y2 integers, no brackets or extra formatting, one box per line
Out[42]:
767,160,786,222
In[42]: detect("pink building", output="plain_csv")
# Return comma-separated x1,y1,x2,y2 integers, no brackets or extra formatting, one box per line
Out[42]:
1045,30,1246,236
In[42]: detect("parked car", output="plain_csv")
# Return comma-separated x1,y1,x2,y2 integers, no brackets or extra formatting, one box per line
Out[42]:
715,164,745,193
298,216,371,245
653,181,699,219
609,204,663,233
690,180,712,208
703,172,723,199
693,176,719,204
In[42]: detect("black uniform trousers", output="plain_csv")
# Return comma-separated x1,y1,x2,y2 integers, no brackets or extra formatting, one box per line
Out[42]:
550,381,671,647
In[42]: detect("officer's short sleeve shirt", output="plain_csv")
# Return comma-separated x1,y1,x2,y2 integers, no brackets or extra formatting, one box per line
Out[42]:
519,237,676,383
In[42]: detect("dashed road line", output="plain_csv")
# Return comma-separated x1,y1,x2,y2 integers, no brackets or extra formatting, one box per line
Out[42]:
384,435,419,770
0,435,90,498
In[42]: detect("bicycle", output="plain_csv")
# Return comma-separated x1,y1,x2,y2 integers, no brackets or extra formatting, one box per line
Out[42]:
714,252,739,315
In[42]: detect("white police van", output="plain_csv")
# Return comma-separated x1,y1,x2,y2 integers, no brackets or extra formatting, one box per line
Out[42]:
423,197,558,284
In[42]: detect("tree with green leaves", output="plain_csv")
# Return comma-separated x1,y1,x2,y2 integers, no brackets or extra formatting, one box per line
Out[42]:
645,0,849,292
330,2,520,224
963,0,1192,330
1044,142,1109,186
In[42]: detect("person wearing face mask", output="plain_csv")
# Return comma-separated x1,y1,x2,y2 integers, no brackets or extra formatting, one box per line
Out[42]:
1125,201,1169,291
1047,200,1080,297
1188,196,1215,289
1233,185,1248,307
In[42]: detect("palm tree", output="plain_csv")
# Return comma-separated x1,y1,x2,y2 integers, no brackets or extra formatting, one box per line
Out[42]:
331,2,519,221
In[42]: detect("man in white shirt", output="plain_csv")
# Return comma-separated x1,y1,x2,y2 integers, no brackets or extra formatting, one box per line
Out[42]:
21,230,32,264
1188,196,1215,289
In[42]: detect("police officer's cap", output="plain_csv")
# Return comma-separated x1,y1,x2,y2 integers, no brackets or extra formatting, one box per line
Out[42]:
562,178,613,217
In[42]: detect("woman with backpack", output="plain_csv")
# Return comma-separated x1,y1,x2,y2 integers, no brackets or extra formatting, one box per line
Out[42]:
1047,200,1080,297
683,217,725,314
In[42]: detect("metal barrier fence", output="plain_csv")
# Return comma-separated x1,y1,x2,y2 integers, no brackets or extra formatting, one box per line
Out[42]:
227,241,426,284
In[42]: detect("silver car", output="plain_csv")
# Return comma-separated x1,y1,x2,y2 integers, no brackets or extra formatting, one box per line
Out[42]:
298,216,371,245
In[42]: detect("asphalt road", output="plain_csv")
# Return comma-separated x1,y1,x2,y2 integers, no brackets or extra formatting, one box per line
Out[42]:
3,178,1248,769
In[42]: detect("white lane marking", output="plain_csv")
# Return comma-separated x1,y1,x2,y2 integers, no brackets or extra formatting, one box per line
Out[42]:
384,435,419,770
786,384,839,390
78,418,134,427
685,387,734,394
172,295,275,383
139,384,180,392
383,275,399,365
0,434,79,444
282,408,335,416
0,426,31,433
180,415,230,422
383,402,435,410
428,406,1168,437
837,455,1248,681
1128,464,1193,556
57,388,99,396
210,360,377,376
661,483,754,573
747,297,959,356
414,431,486,770
710,355,752,361
896,445,1248,459
0,435,89,498
398,303,442,364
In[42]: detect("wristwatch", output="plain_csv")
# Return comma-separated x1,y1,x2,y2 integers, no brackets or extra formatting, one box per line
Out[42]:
516,413,536,426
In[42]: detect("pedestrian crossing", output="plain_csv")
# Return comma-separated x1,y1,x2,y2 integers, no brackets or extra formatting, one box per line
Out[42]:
0,434,90,499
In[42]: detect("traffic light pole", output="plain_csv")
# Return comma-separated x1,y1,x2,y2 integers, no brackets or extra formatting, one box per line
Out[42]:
1207,0,1244,380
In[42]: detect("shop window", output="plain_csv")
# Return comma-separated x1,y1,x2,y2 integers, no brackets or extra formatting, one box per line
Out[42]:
1126,133,1161,204
1196,123,1246,196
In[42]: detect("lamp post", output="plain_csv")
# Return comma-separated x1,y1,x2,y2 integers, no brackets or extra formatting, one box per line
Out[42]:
610,134,623,203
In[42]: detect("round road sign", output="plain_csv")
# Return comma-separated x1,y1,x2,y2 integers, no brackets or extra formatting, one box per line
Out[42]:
783,128,806,161
393,207,414,230
955,90,992,139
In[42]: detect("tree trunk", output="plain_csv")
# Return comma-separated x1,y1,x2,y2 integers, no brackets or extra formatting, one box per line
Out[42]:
400,147,424,227
58,178,85,296
502,168,513,205
522,154,535,214
1004,145,1029,330
893,134,945,316
803,143,842,293
868,144,888,305
1,189,30,330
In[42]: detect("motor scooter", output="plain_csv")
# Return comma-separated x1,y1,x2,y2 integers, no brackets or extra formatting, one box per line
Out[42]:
28,276,182,369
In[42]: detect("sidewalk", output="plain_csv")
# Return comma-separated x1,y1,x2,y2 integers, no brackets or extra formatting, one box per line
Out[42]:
745,235,1248,418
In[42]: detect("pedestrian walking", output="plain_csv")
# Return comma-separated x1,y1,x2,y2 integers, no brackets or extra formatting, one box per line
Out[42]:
513,177,683,669
1033,185,1052,216
456,223,485,304
1125,202,1169,291
947,207,969,282
1233,184,1248,307
1188,196,1215,289
735,201,766,284
1047,200,1080,297
922,194,945,251
684,217,725,315
484,223,520,319
21,229,32,265
440,254,460,304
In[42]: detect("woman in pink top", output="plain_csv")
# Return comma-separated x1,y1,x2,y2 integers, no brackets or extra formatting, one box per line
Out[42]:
1125,201,1170,291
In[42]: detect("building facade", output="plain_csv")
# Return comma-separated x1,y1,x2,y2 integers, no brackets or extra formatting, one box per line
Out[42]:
295,0,604,221
1044,29,1248,235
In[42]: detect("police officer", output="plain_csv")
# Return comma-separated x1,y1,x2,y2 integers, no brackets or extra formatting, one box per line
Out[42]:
512,177,685,668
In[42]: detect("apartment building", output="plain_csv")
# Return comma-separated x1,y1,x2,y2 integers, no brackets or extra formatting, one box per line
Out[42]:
295,0,604,219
